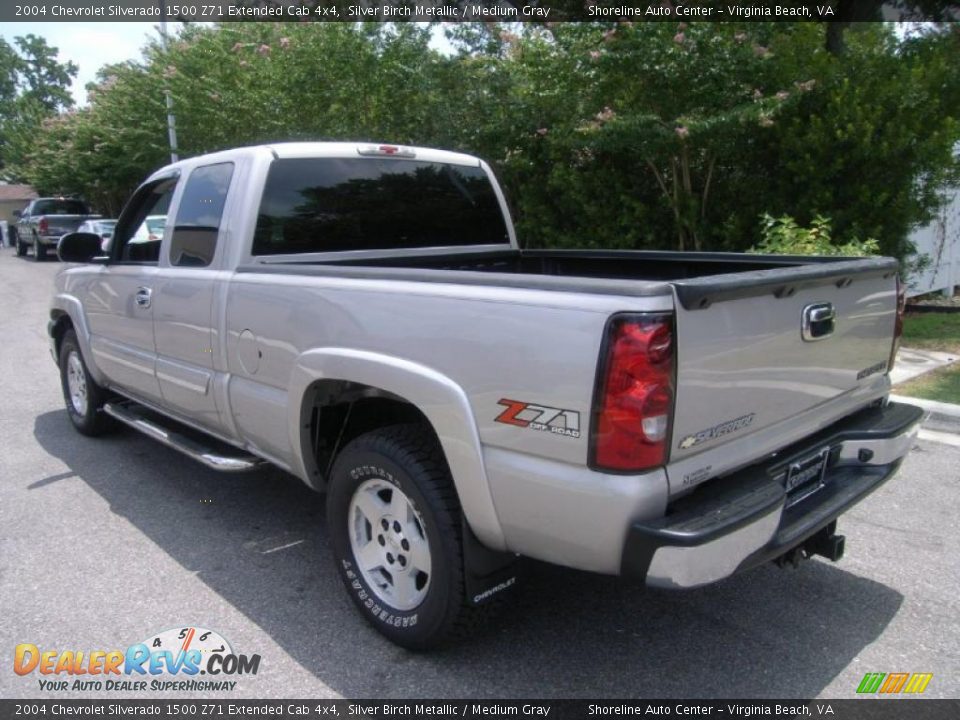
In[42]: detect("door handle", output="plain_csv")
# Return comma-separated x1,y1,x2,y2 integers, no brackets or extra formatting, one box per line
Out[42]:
135,287,152,309
801,302,836,341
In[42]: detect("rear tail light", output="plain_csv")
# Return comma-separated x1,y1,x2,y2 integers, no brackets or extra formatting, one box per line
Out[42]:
889,274,906,372
38,218,49,235
590,314,675,472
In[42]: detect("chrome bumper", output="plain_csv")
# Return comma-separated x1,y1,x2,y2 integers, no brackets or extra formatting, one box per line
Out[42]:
622,401,923,589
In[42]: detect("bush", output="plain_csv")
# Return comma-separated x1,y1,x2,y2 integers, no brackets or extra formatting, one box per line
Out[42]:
749,214,880,256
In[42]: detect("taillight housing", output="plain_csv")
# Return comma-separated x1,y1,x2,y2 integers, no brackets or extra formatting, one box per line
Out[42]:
590,313,675,473
38,217,49,235
889,274,906,373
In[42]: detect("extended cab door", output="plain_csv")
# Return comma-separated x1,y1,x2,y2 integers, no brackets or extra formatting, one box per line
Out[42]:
85,176,179,403
151,161,235,431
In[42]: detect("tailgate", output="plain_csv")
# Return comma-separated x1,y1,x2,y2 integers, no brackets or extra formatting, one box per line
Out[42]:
44,215,91,236
669,257,898,467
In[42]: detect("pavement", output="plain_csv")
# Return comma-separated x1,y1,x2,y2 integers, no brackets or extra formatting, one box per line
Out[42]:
889,347,958,386
1,251,959,701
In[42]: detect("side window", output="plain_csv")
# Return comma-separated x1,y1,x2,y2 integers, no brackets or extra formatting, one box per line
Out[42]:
169,162,234,267
114,178,177,264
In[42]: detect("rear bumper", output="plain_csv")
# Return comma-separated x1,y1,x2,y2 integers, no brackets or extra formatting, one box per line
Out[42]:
622,401,923,588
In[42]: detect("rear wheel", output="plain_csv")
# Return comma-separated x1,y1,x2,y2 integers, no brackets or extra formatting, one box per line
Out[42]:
59,330,113,436
33,235,46,261
327,424,494,649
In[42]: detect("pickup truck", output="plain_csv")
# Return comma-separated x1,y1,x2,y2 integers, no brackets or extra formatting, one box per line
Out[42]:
14,197,99,261
50,142,922,649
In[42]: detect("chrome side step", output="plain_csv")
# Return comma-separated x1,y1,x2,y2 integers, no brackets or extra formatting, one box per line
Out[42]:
103,401,266,473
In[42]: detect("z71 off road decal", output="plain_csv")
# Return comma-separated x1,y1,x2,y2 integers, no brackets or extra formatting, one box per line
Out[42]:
495,399,581,439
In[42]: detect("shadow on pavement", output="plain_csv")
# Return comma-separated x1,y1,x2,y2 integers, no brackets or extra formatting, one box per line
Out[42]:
34,409,903,698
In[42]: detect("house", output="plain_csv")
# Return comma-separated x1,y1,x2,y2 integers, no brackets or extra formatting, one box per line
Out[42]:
0,184,39,244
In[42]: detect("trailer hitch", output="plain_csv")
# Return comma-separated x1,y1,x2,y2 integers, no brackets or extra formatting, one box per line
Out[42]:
775,521,846,568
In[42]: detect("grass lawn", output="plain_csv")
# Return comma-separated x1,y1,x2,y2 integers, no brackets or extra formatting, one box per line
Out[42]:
901,312,960,353
898,312,960,404
896,364,960,404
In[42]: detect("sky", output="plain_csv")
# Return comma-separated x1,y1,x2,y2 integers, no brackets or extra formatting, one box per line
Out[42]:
1,22,454,107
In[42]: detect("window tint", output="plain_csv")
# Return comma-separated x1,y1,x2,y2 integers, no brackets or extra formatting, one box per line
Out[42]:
115,179,176,264
170,162,234,267
253,158,509,255
32,199,90,215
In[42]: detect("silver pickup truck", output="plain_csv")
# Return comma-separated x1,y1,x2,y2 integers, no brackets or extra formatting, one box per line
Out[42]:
15,197,100,261
50,142,921,649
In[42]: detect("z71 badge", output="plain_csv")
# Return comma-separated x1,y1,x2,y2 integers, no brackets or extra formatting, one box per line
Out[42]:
495,399,581,439
678,413,755,450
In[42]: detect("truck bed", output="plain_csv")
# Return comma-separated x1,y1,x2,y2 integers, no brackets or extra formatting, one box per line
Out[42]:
242,247,897,309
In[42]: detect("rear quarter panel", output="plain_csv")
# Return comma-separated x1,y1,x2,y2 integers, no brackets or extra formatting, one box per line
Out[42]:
223,275,672,467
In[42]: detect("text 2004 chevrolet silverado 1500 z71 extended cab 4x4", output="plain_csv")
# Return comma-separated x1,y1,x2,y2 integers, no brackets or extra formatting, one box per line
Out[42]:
50,143,921,649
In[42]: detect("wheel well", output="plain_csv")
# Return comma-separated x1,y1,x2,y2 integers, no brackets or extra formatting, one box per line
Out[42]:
301,379,439,490
49,311,73,362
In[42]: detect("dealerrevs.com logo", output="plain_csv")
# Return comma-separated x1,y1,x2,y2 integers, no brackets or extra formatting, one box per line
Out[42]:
13,626,260,692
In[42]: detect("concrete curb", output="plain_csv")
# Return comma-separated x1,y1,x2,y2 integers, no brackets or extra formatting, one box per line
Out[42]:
890,394,960,435
889,347,958,386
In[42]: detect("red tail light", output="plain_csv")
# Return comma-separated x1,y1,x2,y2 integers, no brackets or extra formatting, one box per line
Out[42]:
591,314,675,472
38,218,49,235
889,274,906,372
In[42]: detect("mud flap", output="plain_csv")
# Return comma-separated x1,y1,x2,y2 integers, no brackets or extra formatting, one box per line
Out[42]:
462,519,520,606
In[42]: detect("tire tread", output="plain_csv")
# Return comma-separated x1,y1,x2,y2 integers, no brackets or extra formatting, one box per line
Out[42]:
332,424,501,648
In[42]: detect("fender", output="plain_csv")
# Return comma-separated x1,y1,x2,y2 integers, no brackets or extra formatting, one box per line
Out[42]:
51,293,108,386
287,348,506,551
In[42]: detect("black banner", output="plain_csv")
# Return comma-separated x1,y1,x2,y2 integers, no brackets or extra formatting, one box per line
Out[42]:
3,0,959,24
2,700,960,720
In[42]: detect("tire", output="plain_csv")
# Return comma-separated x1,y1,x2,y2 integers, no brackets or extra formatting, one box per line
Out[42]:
33,235,46,261
59,329,114,436
327,424,494,650
15,229,26,257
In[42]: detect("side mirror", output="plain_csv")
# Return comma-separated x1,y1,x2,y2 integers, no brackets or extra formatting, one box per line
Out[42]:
58,232,104,263
12,210,22,218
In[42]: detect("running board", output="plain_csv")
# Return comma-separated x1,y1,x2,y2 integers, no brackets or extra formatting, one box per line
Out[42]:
103,401,266,472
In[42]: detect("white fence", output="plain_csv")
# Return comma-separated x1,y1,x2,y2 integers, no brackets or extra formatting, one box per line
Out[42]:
906,184,960,298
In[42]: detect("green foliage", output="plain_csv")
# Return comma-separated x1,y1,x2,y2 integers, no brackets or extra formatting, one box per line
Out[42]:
0,35,77,178
901,311,960,352
2,22,958,266
751,24,960,260
750,214,880,256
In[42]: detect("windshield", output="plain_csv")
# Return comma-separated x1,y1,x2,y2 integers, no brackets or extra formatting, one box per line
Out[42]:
253,158,510,255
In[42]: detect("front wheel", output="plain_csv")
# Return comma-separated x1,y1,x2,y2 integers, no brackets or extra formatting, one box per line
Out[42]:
14,229,26,256
59,330,114,436
327,424,494,650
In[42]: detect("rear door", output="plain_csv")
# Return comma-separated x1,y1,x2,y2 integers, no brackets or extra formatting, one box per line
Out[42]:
152,161,235,431
668,259,898,469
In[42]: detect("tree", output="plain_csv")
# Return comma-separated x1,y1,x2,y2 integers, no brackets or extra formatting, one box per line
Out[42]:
0,34,77,180
8,22,959,265
756,23,960,258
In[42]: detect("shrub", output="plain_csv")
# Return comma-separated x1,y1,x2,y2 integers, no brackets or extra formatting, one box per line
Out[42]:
749,214,880,256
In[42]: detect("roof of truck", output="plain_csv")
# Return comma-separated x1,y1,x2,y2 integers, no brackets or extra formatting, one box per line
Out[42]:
150,142,483,181
267,142,482,166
